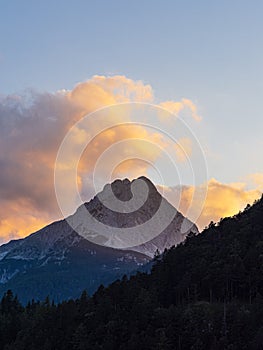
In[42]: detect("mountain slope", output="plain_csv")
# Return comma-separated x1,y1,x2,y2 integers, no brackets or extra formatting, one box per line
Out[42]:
0,176,197,303
0,219,149,303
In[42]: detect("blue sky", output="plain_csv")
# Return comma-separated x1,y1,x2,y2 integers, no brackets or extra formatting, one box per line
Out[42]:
1,1,263,97
1,1,263,183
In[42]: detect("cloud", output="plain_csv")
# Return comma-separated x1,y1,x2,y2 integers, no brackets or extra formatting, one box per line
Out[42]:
159,98,202,122
0,199,53,245
0,75,201,243
246,173,263,191
1,74,261,243
174,137,193,162
159,177,262,230
67,75,154,113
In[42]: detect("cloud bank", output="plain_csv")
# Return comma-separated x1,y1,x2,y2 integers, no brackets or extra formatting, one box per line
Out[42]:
0,75,261,243
159,178,262,230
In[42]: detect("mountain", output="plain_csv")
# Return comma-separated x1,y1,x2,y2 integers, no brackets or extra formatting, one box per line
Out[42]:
71,176,198,256
0,222,149,303
0,194,262,349
0,176,197,303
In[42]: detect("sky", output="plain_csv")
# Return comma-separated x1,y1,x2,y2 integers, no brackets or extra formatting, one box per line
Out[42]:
0,0,263,243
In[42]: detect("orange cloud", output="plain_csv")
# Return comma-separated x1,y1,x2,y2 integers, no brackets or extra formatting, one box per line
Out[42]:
159,177,262,231
246,173,263,191
1,73,261,246
159,98,202,122
67,75,154,113
0,199,54,244
174,137,193,162
0,75,201,243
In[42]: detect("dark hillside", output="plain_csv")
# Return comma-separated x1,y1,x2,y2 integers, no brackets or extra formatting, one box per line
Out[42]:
1,196,263,349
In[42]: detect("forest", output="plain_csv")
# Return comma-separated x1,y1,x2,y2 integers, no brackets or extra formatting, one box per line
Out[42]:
0,196,262,349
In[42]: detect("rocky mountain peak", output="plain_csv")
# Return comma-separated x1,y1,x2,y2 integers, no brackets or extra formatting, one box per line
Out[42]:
100,176,159,203
73,176,199,255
